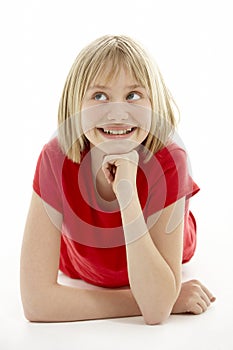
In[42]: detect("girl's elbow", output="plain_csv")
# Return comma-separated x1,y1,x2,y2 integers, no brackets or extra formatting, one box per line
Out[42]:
23,305,54,323
143,307,171,325
23,309,39,323
144,313,169,326
21,301,40,322
21,291,53,322
22,302,47,322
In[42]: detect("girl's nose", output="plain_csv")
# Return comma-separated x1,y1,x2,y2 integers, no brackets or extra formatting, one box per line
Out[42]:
107,103,129,121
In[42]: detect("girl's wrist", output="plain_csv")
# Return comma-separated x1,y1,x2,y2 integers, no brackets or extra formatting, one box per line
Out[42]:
121,212,148,245
117,189,147,244
115,179,138,210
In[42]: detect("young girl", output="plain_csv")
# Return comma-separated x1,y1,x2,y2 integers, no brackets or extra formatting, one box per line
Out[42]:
20,35,215,325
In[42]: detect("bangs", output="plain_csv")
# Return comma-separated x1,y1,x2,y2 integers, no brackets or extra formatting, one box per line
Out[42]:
83,45,151,98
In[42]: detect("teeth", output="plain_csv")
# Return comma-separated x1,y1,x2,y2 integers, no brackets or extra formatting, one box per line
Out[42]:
103,128,133,135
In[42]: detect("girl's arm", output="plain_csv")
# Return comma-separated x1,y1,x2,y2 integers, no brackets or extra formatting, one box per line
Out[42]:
102,151,214,325
120,192,184,325
20,191,141,322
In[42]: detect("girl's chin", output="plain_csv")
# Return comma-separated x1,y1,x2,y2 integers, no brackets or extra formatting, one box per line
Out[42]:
92,139,140,155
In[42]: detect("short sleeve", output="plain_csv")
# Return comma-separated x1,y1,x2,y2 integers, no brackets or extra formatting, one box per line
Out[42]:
33,138,64,213
145,144,200,217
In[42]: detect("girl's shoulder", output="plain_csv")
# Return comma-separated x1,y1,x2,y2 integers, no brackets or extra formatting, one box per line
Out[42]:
41,137,89,164
155,141,187,160
153,141,189,170
42,136,63,156
139,141,188,170
40,137,73,168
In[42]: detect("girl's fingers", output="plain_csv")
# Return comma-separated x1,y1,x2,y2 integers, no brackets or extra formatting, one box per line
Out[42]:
197,300,208,313
199,290,211,307
188,303,203,315
102,167,111,184
102,163,117,183
189,299,208,314
198,282,216,302
102,150,139,167
185,280,216,315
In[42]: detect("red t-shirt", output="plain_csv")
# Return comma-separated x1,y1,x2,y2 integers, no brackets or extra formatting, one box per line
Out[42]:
33,137,200,288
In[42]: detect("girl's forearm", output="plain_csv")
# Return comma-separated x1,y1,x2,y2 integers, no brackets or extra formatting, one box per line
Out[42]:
24,283,141,322
125,233,179,324
119,193,180,325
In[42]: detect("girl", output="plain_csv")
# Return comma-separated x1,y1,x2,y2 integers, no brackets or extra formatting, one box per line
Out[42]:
20,35,215,325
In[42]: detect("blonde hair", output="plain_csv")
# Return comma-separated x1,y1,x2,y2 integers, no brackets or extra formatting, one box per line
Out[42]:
58,35,178,163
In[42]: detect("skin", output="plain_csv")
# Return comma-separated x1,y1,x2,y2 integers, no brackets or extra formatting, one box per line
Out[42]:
20,67,215,324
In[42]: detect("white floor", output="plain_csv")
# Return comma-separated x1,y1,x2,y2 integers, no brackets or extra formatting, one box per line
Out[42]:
1,205,233,350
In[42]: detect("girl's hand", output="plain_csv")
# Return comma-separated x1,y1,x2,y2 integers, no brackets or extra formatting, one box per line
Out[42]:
172,279,216,315
102,150,139,203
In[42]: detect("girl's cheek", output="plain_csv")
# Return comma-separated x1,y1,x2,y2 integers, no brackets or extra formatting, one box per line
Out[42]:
81,104,105,135
131,105,152,133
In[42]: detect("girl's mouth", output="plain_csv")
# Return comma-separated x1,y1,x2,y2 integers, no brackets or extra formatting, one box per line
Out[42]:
97,127,136,138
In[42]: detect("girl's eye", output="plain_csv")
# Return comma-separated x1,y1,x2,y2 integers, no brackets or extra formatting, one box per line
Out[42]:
94,93,107,101
126,92,141,101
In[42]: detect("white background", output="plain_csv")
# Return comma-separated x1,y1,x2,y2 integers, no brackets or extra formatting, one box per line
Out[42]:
1,0,233,349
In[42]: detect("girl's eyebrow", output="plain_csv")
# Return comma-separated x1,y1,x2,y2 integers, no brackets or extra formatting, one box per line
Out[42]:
126,84,145,90
88,85,110,91
87,84,144,91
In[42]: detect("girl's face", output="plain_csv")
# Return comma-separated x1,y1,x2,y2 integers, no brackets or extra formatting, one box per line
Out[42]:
81,67,152,154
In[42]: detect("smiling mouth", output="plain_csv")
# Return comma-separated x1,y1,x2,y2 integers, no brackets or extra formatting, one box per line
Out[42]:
98,127,136,136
